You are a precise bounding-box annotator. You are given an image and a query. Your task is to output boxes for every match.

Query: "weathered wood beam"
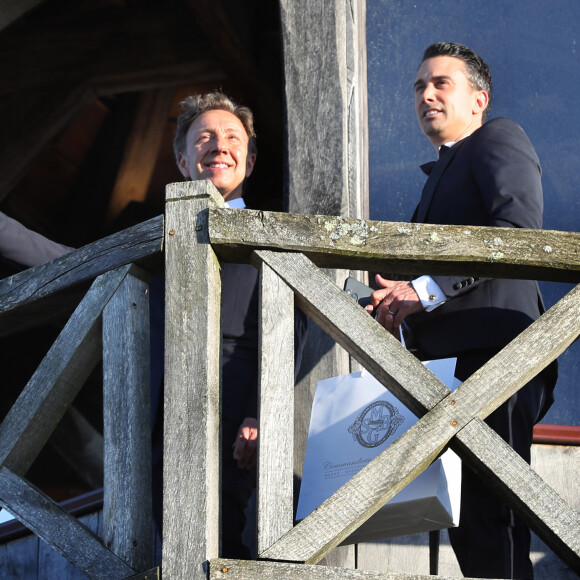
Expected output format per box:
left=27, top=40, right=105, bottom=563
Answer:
left=254, top=251, right=580, bottom=568
left=0, top=265, right=139, bottom=475
left=209, top=557, right=472, bottom=579
left=257, top=263, right=296, bottom=554
left=280, top=0, right=368, bottom=217
left=454, top=418, right=580, bottom=574
left=162, top=182, right=223, bottom=579
left=208, top=208, right=580, bottom=282
left=0, top=0, right=44, bottom=32
left=0, top=215, right=163, bottom=335
left=106, top=88, right=175, bottom=223
left=0, top=466, right=135, bottom=579
left=103, top=267, right=153, bottom=572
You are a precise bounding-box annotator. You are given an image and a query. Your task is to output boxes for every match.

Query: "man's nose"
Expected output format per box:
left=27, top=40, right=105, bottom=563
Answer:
left=212, top=134, right=229, bottom=152
left=422, top=84, right=435, bottom=102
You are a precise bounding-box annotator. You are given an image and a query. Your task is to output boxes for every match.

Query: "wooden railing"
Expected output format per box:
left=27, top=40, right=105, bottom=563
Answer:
left=0, top=179, right=579, bottom=579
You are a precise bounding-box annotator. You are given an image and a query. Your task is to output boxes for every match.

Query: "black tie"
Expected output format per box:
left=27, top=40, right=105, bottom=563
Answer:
left=414, top=145, right=453, bottom=222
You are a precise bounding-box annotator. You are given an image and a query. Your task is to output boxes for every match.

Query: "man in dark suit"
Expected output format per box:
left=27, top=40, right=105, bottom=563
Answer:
left=367, top=43, right=556, bottom=579
left=150, top=92, right=307, bottom=558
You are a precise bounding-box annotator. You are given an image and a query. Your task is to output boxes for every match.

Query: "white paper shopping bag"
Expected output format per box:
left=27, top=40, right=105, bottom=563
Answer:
left=296, top=358, right=461, bottom=543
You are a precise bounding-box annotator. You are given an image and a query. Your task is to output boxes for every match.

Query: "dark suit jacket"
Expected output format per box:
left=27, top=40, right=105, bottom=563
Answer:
left=407, top=118, right=556, bottom=395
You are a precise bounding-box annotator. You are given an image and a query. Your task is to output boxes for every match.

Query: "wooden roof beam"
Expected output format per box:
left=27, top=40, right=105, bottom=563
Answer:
left=0, top=4, right=225, bottom=96
left=0, top=0, right=44, bottom=32
left=0, top=4, right=227, bottom=201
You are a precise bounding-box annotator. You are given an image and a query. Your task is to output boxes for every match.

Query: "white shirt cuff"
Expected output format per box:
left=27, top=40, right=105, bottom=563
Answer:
left=411, top=275, right=446, bottom=312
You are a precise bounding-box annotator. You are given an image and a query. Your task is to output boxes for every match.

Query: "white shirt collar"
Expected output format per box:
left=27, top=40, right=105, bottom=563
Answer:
left=224, top=197, right=246, bottom=209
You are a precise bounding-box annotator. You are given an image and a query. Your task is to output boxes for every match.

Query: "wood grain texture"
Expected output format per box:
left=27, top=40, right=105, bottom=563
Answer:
left=254, top=251, right=579, bottom=567
left=0, top=215, right=162, bottom=335
left=257, top=264, right=295, bottom=554
left=208, top=209, right=580, bottom=282
left=0, top=266, right=138, bottom=475
left=0, top=467, right=135, bottom=579
left=161, top=181, right=224, bottom=579
left=103, top=268, right=153, bottom=572
left=280, top=1, right=368, bottom=568
left=209, top=557, right=476, bottom=579
left=454, top=421, right=580, bottom=574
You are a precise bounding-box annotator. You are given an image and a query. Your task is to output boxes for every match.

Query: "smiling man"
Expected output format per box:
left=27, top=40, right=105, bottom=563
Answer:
left=150, top=92, right=306, bottom=559
left=175, top=102, right=256, bottom=201
left=367, top=43, right=556, bottom=579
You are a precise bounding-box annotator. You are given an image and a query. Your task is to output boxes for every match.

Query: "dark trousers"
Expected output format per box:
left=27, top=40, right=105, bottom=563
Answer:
left=447, top=352, right=549, bottom=580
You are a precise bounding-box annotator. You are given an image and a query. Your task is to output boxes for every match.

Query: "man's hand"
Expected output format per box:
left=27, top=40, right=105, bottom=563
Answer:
left=365, top=274, right=424, bottom=337
left=232, top=417, right=258, bottom=470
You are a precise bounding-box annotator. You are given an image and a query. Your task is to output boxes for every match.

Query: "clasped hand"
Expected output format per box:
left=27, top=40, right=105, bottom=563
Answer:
left=365, top=274, right=424, bottom=337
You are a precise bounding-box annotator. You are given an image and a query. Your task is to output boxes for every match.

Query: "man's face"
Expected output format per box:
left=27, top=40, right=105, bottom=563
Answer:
left=178, top=109, right=256, bottom=201
left=414, top=55, right=488, bottom=147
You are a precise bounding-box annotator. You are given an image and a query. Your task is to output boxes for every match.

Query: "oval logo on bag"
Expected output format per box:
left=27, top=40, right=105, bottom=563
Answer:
left=348, top=401, right=404, bottom=448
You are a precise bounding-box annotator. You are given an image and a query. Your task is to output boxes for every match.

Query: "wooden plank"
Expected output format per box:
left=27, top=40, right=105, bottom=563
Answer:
left=257, top=263, right=295, bottom=554
left=0, top=215, right=163, bottom=334
left=454, top=420, right=580, bottom=574
left=38, top=510, right=101, bottom=579
left=280, top=1, right=367, bottom=217
left=255, top=251, right=579, bottom=563
left=0, top=265, right=139, bottom=475
left=103, top=267, right=153, bottom=572
left=0, top=467, right=135, bottom=579
left=253, top=251, right=449, bottom=417
left=209, top=558, right=474, bottom=579
left=530, top=444, right=580, bottom=579
left=161, top=181, right=224, bottom=579
left=208, top=209, right=580, bottom=282
left=280, top=0, right=367, bottom=563
left=0, top=532, right=39, bottom=579
left=107, top=88, right=175, bottom=223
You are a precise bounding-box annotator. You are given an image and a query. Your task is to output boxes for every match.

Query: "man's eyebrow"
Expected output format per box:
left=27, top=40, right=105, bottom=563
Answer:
left=414, top=74, right=452, bottom=89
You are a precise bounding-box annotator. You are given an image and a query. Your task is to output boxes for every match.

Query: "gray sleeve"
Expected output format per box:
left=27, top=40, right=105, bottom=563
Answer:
left=0, top=211, right=74, bottom=267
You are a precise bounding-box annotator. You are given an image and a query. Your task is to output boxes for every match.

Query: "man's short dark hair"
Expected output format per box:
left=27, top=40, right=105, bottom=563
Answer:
left=173, top=92, right=257, bottom=164
left=422, top=42, right=492, bottom=121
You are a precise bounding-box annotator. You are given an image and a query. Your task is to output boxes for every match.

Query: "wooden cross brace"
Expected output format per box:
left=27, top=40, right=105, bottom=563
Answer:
left=253, top=250, right=580, bottom=572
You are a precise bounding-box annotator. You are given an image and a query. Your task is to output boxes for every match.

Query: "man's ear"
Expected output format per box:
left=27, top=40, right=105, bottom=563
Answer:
left=473, top=90, right=489, bottom=116
left=245, top=153, right=257, bottom=178
left=177, top=152, right=191, bottom=178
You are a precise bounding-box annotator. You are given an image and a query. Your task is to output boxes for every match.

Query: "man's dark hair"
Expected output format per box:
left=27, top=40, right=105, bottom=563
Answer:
left=173, top=91, right=257, bottom=164
left=422, top=42, right=492, bottom=121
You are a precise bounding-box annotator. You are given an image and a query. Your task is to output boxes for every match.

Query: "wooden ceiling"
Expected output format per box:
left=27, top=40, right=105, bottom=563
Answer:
left=0, top=0, right=285, bottom=250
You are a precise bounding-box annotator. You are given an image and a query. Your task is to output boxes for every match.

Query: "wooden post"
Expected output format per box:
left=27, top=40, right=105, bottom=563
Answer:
left=280, top=0, right=368, bottom=568
left=257, top=261, right=296, bottom=554
left=162, top=181, right=224, bottom=579
left=103, top=265, right=153, bottom=572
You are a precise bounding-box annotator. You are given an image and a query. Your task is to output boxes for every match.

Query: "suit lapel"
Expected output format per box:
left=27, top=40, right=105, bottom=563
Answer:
left=414, top=142, right=461, bottom=223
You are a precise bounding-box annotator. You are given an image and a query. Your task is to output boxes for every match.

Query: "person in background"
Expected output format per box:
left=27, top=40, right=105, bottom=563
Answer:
left=150, top=92, right=307, bottom=558
left=367, top=43, right=556, bottom=579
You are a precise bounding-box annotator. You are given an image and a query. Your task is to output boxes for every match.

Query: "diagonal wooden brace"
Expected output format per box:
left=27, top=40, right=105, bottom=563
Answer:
left=254, top=251, right=580, bottom=571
